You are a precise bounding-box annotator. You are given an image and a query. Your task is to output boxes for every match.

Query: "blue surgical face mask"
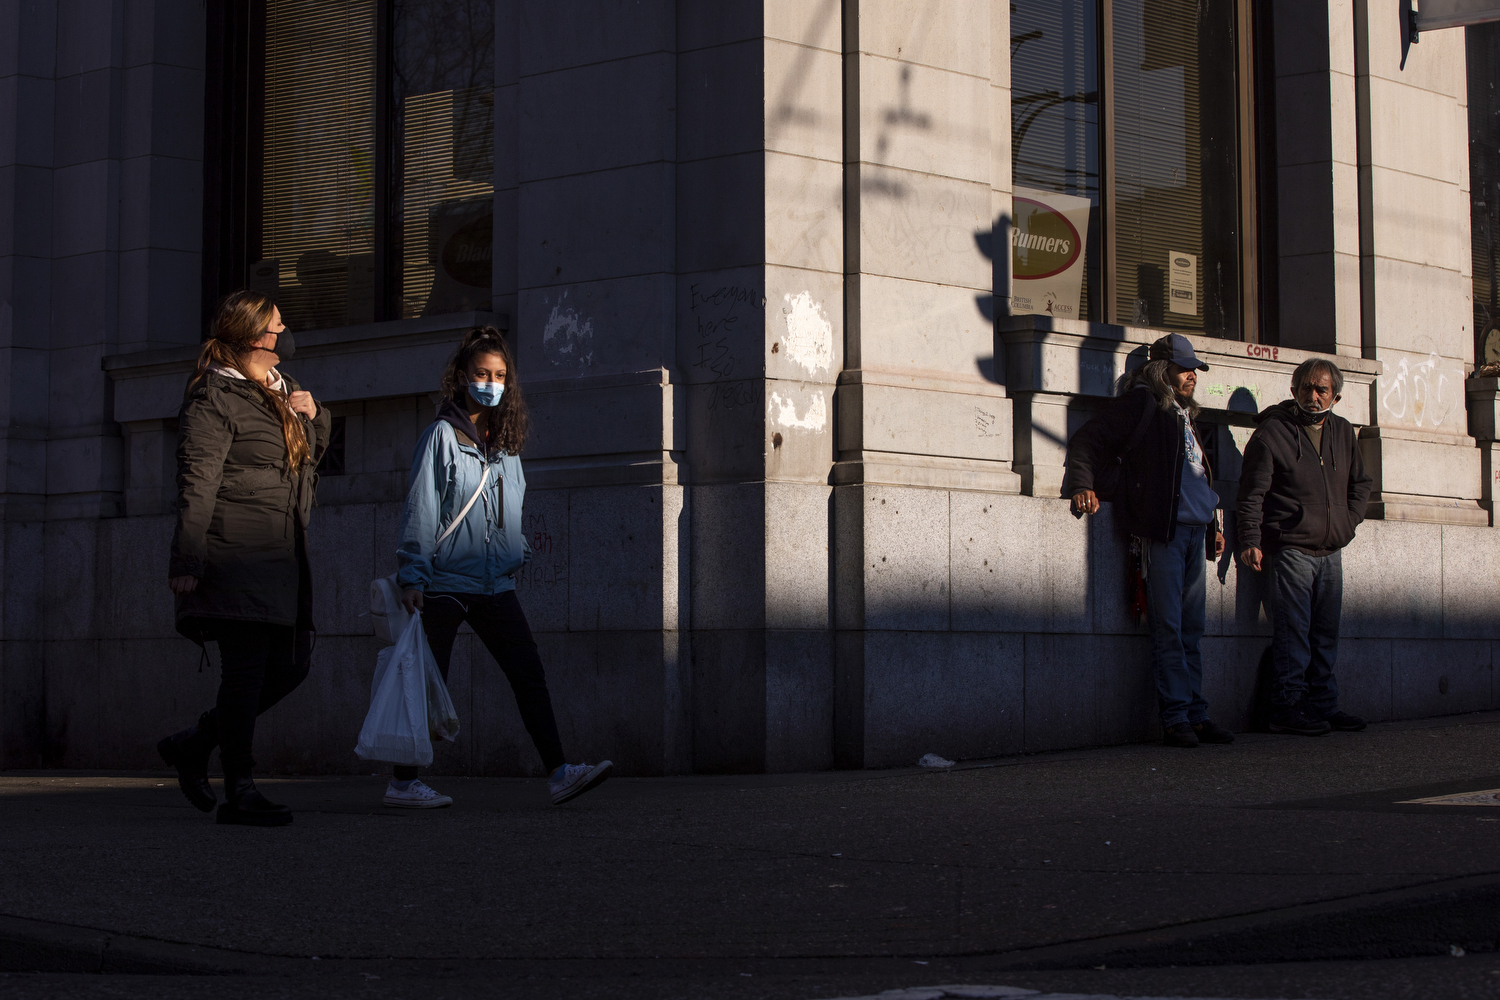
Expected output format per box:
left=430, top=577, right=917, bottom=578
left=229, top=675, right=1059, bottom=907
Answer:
left=467, top=381, right=505, bottom=407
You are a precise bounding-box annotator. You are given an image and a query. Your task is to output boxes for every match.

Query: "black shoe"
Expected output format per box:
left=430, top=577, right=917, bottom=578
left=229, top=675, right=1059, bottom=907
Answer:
left=157, top=715, right=217, bottom=813
left=1191, top=719, right=1236, bottom=744
left=1268, top=706, right=1332, bottom=736
left=1323, top=710, right=1367, bottom=732
left=217, top=773, right=293, bottom=827
left=1163, top=722, right=1199, bottom=748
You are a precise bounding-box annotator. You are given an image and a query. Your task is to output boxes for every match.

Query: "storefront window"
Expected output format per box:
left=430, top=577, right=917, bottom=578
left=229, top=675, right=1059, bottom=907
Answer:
left=1470, top=22, right=1500, bottom=366
left=1011, top=0, right=1102, bottom=322
left=393, top=0, right=495, bottom=319
left=1010, top=0, right=1251, bottom=339
left=205, top=0, right=495, bottom=332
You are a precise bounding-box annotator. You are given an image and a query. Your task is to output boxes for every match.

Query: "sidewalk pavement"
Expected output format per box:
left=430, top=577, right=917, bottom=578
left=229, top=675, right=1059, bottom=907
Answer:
left=6, top=713, right=1500, bottom=1000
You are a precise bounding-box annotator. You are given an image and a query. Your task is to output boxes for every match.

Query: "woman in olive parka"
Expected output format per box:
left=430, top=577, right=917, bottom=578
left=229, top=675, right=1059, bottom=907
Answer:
left=156, top=290, right=331, bottom=826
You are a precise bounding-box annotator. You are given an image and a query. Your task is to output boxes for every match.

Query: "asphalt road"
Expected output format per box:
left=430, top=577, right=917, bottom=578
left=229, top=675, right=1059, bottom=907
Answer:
left=6, top=712, right=1500, bottom=999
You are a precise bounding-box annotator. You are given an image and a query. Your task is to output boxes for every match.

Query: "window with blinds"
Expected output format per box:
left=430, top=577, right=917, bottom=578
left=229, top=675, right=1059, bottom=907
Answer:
left=393, top=0, right=495, bottom=319
left=1011, top=0, right=1103, bottom=322
left=1112, top=0, right=1242, bottom=338
left=207, top=0, right=494, bottom=332
left=257, top=0, right=378, bottom=332
left=1007, top=0, right=1251, bottom=339
left=1470, top=23, right=1500, bottom=364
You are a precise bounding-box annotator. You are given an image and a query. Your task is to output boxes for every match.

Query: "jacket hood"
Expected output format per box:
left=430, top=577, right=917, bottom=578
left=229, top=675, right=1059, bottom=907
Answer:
left=1252, top=399, right=1300, bottom=425
left=436, top=398, right=496, bottom=457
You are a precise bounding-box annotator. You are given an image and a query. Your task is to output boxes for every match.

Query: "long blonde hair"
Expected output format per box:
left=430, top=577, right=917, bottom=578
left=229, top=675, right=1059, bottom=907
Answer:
left=190, top=290, right=311, bottom=470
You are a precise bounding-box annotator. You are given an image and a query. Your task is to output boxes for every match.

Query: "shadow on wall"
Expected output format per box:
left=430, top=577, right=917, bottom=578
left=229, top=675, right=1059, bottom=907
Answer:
left=972, top=212, right=1011, bottom=384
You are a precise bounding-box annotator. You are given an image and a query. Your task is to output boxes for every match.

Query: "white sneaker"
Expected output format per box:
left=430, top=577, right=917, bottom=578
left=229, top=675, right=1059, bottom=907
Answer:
left=549, top=761, right=613, bottom=805
left=382, top=779, right=452, bottom=809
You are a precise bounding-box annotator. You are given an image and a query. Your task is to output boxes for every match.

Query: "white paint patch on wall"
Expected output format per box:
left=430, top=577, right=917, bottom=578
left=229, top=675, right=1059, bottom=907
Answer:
left=1379, top=352, right=1464, bottom=429
left=542, top=291, right=594, bottom=371
left=768, top=390, right=827, bottom=431
left=781, top=292, right=834, bottom=375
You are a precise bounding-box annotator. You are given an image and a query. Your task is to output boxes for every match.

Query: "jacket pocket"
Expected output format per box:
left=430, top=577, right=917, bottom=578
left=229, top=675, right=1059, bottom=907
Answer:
left=1327, top=504, right=1356, bottom=549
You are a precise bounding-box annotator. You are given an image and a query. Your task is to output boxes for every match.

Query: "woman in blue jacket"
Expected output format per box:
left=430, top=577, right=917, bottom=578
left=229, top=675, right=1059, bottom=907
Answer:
left=389, top=326, right=612, bottom=808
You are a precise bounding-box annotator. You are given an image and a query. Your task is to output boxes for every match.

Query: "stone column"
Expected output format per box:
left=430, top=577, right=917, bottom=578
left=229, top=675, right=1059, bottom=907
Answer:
left=0, top=0, right=55, bottom=767
left=834, top=0, right=1020, bottom=769
left=678, top=1, right=843, bottom=774
left=1354, top=2, right=1485, bottom=526
left=498, top=1, right=690, bottom=775
left=1272, top=0, right=1363, bottom=356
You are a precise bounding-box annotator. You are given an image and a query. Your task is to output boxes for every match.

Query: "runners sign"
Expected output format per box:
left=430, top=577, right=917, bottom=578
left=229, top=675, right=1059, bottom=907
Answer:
left=1010, top=186, right=1092, bottom=320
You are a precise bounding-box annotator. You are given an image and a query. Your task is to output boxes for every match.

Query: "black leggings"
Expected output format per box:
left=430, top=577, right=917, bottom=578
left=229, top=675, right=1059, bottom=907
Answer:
left=206, top=621, right=309, bottom=773
left=394, top=590, right=564, bottom=779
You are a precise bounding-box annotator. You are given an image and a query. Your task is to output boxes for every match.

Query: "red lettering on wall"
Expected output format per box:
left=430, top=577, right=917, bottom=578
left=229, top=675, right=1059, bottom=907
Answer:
left=1245, top=344, right=1279, bottom=361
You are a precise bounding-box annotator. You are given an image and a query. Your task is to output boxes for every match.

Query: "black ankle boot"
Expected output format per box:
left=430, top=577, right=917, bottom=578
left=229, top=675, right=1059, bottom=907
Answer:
left=157, top=713, right=217, bottom=813
left=217, top=771, right=293, bottom=827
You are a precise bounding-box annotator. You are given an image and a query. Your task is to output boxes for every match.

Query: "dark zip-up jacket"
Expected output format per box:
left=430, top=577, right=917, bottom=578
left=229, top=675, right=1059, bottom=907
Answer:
left=1064, top=386, right=1215, bottom=545
left=1235, top=400, right=1372, bottom=556
left=170, top=371, right=331, bottom=637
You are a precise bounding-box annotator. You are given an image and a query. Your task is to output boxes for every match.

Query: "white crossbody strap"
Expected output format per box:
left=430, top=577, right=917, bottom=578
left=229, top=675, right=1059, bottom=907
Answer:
left=435, top=463, right=489, bottom=547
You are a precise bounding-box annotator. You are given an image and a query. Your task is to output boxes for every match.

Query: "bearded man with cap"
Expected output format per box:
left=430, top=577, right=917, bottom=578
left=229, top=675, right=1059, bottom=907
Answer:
left=1237, top=358, right=1372, bottom=737
left=1065, top=333, right=1231, bottom=749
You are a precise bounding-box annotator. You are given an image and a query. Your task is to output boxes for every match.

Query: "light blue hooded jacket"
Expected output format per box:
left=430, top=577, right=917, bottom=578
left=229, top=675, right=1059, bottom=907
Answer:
left=396, top=403, right=529, bottom=595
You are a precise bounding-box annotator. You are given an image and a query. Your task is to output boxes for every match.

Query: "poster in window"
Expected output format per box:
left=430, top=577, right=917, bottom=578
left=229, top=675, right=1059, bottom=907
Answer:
left=1010, top=186, right=1093, bottom=320
left=1168, top=251, right=1197, bottom=315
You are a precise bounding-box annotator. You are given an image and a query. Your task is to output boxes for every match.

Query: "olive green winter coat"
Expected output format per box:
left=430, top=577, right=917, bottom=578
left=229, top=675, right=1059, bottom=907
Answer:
left=169, top=371, right=331, bottom=640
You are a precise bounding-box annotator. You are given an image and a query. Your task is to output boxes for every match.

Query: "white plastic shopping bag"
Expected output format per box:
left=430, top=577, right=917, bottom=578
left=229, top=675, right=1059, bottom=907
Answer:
left=424, top=629, right=460, bottom=743
left=354, top=612, right=455, bottom=765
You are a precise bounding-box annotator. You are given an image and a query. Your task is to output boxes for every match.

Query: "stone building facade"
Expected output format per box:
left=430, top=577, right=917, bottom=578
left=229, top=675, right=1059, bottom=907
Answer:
left=2, top=0, right=1499, bottom=775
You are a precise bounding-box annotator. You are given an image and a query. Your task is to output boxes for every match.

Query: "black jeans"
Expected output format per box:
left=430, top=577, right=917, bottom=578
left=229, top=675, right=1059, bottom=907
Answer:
left=394, top=590, right=565, bottom=779
left=206, top=621, right=310, bottom=773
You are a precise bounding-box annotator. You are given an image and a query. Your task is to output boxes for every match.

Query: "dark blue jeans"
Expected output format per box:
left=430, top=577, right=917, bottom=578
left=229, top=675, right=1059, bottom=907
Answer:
left=1147, top=524, right=1209, bottom=728
left=1269, top=547, right=1343, bottom=715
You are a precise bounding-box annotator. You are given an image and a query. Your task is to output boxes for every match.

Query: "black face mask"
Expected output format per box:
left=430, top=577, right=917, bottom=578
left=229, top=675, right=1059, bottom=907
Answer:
left=271, top=330, right=295, bottom=360
left=1292, top=400, right=1328, bottom=425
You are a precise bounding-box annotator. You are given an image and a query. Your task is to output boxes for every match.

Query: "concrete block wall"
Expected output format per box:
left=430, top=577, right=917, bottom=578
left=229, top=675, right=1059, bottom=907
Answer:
left=8, top=0, right=1500, bottom=776
left=1, top=1, right=204, bottom=767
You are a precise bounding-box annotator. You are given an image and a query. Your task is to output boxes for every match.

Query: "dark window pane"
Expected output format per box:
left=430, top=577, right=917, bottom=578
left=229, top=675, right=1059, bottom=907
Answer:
left=1112, top=0, right=1241, bottom=338
left=318, top=415, right=348, bottom=476
left=1470, top=23, right=1500, bottom=364
left=393, top=0, right=495, bottom=319
left=258, top=0, right=378, bottom=332
left=1011, top=0, right=1102, bottom=322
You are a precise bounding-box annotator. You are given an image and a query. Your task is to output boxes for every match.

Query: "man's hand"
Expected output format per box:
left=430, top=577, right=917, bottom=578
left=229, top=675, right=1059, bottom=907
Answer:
left=168, top=575, right=199, bottom=594
left=1071, top=489, right=1099, bottom=516
left=1214, top=532, right=1225, bottom=558
left=401, top=589, right=424, bottom=613
left=1240, top=546, right=1263, bottom=571
left=287, top=390, right=317, bottom=419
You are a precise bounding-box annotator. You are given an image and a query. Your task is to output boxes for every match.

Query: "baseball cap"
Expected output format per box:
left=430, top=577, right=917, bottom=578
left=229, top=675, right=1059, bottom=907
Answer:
left=1148, top=332, right=1209, bottom=371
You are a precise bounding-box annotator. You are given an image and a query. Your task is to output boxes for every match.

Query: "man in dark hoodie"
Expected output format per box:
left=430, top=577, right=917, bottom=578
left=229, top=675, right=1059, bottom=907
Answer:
left=1066, top=333, right=1231, bottom=749
left=1237, top=358, right=1373, bottom=736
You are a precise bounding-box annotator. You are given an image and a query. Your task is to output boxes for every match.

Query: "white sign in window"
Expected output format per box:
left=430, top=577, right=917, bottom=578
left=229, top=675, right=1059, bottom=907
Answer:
left=1168, top=251, right=1198, bottom=315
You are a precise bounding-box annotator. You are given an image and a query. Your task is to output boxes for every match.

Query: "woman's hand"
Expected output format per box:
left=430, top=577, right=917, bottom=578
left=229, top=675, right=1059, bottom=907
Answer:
left=401, top=589, right=424, bottom=613
left=287, top=390, right=317, bottom=419
left=168, top=575, right=200, bottom=594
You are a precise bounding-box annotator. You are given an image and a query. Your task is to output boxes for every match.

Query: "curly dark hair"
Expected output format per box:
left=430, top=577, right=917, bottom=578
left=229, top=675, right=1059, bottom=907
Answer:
left=439, top=326, right=529, bottom=455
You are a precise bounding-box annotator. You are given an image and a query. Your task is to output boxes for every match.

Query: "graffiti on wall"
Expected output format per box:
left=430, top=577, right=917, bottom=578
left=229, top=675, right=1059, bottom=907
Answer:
left=1379, top=352, right=1464, bottom=429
